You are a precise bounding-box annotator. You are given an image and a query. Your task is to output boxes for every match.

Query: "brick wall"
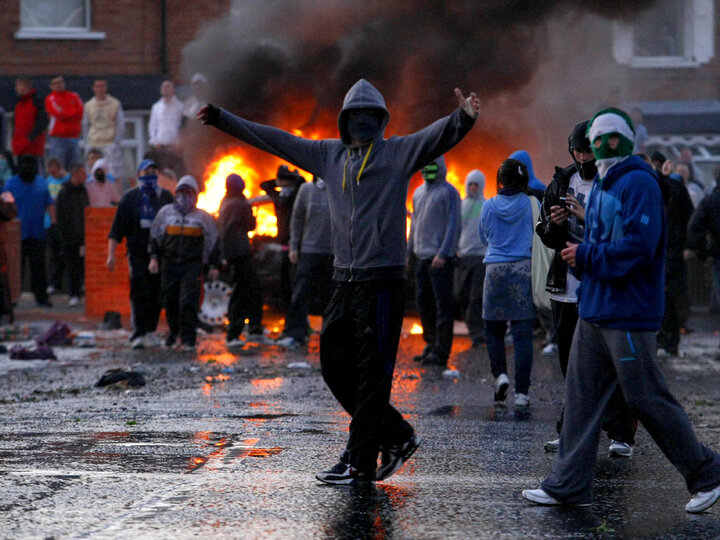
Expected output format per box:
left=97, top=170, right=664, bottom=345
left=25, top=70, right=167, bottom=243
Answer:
left=84, top=207, right=130, bottom=317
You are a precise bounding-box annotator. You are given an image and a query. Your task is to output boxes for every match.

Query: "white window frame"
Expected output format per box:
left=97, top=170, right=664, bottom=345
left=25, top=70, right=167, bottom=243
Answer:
left=15, top=0, right=105, bottom=40
left=612, top=0, right=714, bottom=68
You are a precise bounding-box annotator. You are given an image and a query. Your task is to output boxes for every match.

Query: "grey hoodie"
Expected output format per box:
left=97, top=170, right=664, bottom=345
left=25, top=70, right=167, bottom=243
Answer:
left=408, top=157, right=461, bottom=260
left=215, top=78, right=475, bottom=281
left=458, top=169, right=487, bottom=257
left=289, top=181, right=332, bottom=255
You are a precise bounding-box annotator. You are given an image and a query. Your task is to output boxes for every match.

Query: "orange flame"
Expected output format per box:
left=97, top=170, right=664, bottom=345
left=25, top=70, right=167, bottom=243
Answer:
left=409, top=323, right=423, bottom=335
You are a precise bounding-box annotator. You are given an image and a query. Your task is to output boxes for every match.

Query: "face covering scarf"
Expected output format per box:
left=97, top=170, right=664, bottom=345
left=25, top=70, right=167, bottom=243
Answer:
left=139, top=173, right=159, bottom=228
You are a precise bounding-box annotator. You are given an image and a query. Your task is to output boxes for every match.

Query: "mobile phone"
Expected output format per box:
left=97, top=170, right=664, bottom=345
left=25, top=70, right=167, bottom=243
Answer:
left=558, top=196, right=567, bottom=208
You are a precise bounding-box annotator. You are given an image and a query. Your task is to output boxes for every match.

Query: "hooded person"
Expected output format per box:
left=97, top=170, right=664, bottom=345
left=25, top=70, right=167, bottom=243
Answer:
left=454, top=169, right=488, bottom=347
left=149, top=175, right=220, bottom=351
left=535, top=119, right=637, bottom=456
left=86, top=158, right=120, bottom=208
left=479, top=158, right=538, bottom=409
left=260, top=164, right=306, bottom=311
left=2, top=154, right=53, bottom=307
left=524, top=107, right=720, bottom=514
left=218, top=173, right=268, bottom=346
left=198, top=78, right=480, bottom=484
left=408, top=156, right=461, bottom=367
left=107, top=158, right=174, bottom=349
left=510, top=150, right=546, bottom=199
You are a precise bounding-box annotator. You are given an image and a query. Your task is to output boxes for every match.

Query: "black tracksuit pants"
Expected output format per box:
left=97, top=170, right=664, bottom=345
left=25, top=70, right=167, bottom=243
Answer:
left=161, top=260, right=203, bottom=346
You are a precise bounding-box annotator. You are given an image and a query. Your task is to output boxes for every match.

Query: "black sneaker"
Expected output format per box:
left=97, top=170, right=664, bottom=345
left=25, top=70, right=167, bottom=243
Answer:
left=316, top=461, right=371, bottom=485
left=421, top=352, right=446, bottom=366
left=376, top=434, right=421, bottom=481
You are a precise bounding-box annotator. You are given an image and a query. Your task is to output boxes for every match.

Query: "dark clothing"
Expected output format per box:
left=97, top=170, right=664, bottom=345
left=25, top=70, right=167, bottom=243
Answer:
left=161, top=260, right=203, bottom=346
left=0, top=199, right=18, bottom=321
left=453, top=255, right=485, bottom=345
left=108, top=187, right=174, bottom=258
left=226, top=255, right=265, bottom=339
left=260, top=179, right=303, bottom=246
left=687, top=184, right=720, bottom=260
left=320, top=279, right=414, bottom=475
left=128, top=254, right=162, bottom=339
left=218, top=195, right=255, bottom=260
left=664, top=177, right=694, bottom=259
left=46, top=225, right=65, bottom=291
left=56, top=182, right=89, bottom=246
left=283, top=253, right=334, bottom=342
left=485, top=319, right=533, bottom=395
left=22, top=238, right=48, bottom=304
left=64, top=241, right=84, bottom=297
left=414, top=258, right=455, bottom=362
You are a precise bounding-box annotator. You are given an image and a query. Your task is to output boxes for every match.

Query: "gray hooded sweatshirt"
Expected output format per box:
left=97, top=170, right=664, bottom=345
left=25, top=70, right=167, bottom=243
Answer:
left=289, top=180, right=332, bottom=255
left=215, top=78, right=475, bottom=281
left=458, top=169, right=487, bottom=257
left=408, top=156, right=461, bottom=260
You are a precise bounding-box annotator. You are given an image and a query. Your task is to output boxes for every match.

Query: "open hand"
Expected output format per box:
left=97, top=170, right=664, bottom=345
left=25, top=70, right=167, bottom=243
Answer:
left=455, top=88, right=480, bottom=119
left=196, top=104, right=210, bottom=124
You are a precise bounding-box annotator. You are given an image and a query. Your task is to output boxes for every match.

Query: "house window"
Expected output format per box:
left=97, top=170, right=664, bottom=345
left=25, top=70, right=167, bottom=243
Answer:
left=15, top=0, right=105, bottom=40
left=612, top=0, right=714, bottom=68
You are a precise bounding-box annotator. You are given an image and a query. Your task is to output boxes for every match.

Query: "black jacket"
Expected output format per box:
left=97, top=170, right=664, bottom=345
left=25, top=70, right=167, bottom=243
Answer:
left=687, top=185, right=720, bottom=260
left=56, top=182, right=89, bottom=245
left=664, top=176, right=694, bottom=260
left=535, top=164, right=574, bottom=295
left=260, top=179, right=304, bottom=245
left=218, top=194, right=256, bottom=260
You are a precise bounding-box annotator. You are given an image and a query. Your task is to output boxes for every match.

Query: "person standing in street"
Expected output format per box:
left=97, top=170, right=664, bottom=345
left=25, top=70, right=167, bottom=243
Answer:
left=408, top=156, right=461, bottom=367
left=197, top=78, right=480, bottom=484
left=523, top=108, right=720, bottom=513
left=83, top=78, right=125, bottom=186
left=56, top=164, right=89, bottom=307
left=45, top=76, right=84, bottom=171
left=12, top=78, right=47, bottom=173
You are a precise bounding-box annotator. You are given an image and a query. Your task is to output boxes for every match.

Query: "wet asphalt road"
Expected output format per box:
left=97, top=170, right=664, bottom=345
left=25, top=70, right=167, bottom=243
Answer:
left=1, top=303, right=720, bottom=539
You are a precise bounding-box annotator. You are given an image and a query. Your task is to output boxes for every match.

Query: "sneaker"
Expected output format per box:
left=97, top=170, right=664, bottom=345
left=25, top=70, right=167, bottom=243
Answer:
left=246, top=333, right=273, bottom=345
left=275, top=336, right=300, bottom=350
left=316, top=462, right=371, bottom=485
left=544, top=438, right=560, bottom=453
left=515, top=393, right=530, bottom=408
left=686, top=485, right=720, bottom=513
left=494, top=373, right=510, bottom=403
left=522, top=488, right=590, bottom=507
left=413, top=345, right=432, bottom=363
left=421, top=352, right=446, bottom=366
left=46, top=285, right=56, bottom=295
left=143, top=333, right=162, bottom=348
left=130, top=336, right=145, bottom=350
left=164, top=335, right=178, bottom=349
left=180, top=343, right=196, bottom=352
left=376, top=434, right=421, bottom=481
left=226, top=338, right=246, bottom=349
left=68, top=296, right=80, bottom=306
left=542, top=343, right=558, bottom=356
left=608, top=440, right=633, bottom=457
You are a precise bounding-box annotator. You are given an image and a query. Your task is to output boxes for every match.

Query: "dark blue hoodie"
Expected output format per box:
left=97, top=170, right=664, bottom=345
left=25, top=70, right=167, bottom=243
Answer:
left=574, top=155, right=666, bottom=331
left=215, top=79, right=475, bottom=281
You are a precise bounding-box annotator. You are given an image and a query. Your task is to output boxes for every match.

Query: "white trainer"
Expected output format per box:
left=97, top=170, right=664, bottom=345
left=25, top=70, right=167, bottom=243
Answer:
left=522, top=488, right=590, bottom=507
left=608, top=440, right=633, bottom=457
left=686, top=486, right=720, bottom=513
left=494, top=373, right=510, bottom=402
left=515, top=393, right=530, bottom=408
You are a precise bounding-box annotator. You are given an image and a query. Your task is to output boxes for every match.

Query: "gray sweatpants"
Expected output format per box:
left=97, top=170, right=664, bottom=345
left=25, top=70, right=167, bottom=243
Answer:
left=541, top=319, right=720, bottom=504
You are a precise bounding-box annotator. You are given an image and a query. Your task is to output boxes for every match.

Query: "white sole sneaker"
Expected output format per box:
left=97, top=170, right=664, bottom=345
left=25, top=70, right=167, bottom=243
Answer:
left=544, top=438, right=560, bottom=452
left=608, top=440, right=633, bottom=457
left=494, top=373, right=510, bottom=402
left=522, top=488, right=591, bottom=507
left=686, top=486, right=720, bottom=513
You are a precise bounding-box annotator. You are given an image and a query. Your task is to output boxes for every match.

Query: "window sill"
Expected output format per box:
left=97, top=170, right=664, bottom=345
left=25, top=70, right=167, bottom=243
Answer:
left=14, top=29, right=106, bottom=40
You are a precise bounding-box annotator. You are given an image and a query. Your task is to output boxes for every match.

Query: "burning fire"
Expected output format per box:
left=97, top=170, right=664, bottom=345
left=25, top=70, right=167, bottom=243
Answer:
left=410, top=323, right=423, bottom=335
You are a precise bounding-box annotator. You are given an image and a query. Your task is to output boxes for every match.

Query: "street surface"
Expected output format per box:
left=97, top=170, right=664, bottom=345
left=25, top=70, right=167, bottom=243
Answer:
left=1, top=294, right=720, bottom=539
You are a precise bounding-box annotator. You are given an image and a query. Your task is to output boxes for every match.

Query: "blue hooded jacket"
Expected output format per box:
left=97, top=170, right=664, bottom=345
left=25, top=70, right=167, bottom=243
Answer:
left=574, top=155, right=666, bottom=331
left=479, top=189, right=535, bottom=263
left=215, top=79, right=475, bottom=281
left=510, top=150, right=546, bottom=194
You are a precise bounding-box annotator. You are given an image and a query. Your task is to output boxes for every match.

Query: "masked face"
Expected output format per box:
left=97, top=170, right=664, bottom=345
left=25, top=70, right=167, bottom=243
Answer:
left=347, top=109, right=381, bottom=144
left=138, top=170, right=158, bottom=191
left=94, top=169, right=106, bottom=183
left=591, top=133, right=633, bottom=161
left=571, top=148, right=597, bottom=181
left=421, top=162, right=439, bottom=183
left=174, top=189, right=197, bottom=215
left=17, top=156, right=37, bottom=182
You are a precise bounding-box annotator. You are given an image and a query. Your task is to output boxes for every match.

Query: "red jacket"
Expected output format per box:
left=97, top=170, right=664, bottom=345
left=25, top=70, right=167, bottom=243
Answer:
left=45, top=90, right=84, bottom=138
left=12, top=89, right=47, bottom=157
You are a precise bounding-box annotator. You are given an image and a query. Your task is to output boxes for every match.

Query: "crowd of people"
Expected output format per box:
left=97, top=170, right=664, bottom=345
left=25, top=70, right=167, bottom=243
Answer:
left=1, top=73, right=720, bottom=511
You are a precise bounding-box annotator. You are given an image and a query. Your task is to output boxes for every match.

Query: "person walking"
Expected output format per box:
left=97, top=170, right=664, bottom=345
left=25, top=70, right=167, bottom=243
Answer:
left=479, top=158, right=537, bottom=409
left=523, top=108, right=720, bottom=513
left=408, top=156, right=461, bottom=367
left=197, top=78, right=480, bottom=484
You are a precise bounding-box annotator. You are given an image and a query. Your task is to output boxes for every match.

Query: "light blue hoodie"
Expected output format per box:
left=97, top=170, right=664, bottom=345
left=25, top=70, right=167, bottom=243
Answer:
left=479, top=188, right=535, bottom=263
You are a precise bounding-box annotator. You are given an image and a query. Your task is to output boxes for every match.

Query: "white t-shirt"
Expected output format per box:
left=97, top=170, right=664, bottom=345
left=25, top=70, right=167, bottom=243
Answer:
left=148, top=96, right=184, bottom=146
left=549, top=171, right=594, bottom=304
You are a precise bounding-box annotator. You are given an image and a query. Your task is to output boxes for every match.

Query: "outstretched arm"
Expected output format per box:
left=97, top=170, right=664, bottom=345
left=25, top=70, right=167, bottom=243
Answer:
left=197, top=104, right=326, bottom=178
left=454, top=88, right=481, bottom=119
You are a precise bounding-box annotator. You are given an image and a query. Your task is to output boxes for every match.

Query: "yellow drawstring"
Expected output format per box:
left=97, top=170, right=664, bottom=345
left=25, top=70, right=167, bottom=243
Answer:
left=342, top=143, right=373, bottom=192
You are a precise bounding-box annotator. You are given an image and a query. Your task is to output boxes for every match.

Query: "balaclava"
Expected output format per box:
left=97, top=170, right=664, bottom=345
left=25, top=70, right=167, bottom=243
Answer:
left=17, top=155, right=37, bottom=183
left=568, top=120, right=597, bottom=181
left=92, top=158, right=108, bottom=183
left=225, top=173, right=245, bottom=198
left=347, top=110, right=381, bottom=145
left=174, top=175, right=199, bottom=215
left=421, top=162, right=440, bottom=183
left=587, top=108, right=635, bottom=180
left=137, top=158, right=159, bottom=228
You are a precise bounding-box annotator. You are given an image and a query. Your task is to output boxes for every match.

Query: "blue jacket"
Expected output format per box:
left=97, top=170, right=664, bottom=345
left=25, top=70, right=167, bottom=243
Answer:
left=575, top=155, right=665, bottom=331
left=510, top=150, right=546, bottom=195
left=479, top=189, right=535, bottom=263
left=408, top=157, right=461, bottom=260
left=3, top=174, right=52, bottom=240
left=214, top=79, right=475, bottom=281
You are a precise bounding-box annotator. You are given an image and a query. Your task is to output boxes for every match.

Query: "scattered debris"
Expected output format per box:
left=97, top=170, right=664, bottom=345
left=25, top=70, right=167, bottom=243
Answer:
left=95, top=368, right=146, bottom=388
left=36, top=320, right=73, bottom=346
left=9, top=344, right=56, bottom=360
left=442, top=369, right=460, bottom=379
left=288, top=361, right=311, bottom=369
left=75, top=331, right=96, bottom=347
